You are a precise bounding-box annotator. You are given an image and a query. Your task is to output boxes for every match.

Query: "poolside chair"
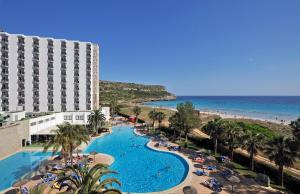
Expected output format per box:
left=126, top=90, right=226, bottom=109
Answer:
left=20, top=187, right=29, bottom=194
left=221, top=169, right=234, bottom=179
left=207, top=165, right=217, bottom=170
left=195, top=169, right=208, bottom=176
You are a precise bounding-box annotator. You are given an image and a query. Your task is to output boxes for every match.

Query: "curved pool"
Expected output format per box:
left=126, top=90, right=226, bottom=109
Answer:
left=84, top=126, right=189, bottom=193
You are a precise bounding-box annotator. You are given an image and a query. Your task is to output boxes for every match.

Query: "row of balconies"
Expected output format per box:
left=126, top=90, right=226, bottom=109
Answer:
left=1, top=35, right=8, bottom=42
left=2, top=75, right=8, bottom=82
left=18, top=76, right=25, bottom=82
left=1, top=45, right=8, bottom=51
left=18, top=99, right=25, bottom=105
left=48, top=48, right=54, bottom=54
left=1, top=52, right=8, bottom=59
left=18, top=60, right=25, bottom=67
left=33, top=38, right=39, bottom=45
left=33, top=106, right=39, bottom=112
left=61, top=62, right=66, bottom=69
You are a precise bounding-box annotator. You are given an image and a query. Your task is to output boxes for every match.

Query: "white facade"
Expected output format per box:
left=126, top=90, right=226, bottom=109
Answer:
left=29, top=108, right=110, bottom=142
left=2, top=111, right=26, bottom=122
left=0, top=32, right=99, bottom=112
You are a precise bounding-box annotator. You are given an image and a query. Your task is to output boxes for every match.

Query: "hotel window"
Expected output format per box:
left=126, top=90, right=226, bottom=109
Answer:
left=51, top=117, right=55, bottom=120
left=38, top=120, right=43, bottom=124
left=64, top=115, right=72, bottom=120
left=30, top=122, right=36, bottom=126
left=75, top=115, right=84, bottom=120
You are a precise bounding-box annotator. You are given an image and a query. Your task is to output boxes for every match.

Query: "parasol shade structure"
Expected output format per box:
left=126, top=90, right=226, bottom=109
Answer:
left=90, top=151, right=98, bottom=161
left=183, top=186, right=197, bottom=194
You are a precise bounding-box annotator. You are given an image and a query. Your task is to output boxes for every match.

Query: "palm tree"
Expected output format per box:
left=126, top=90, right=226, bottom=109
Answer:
left=133, top=106, right=142, bottom=124
left=57, top=163, right=121, bottom=194
left=44, top=123, right=89, bottom=166
left=264, top=136, right=299, bottom=186
left=88, top=108, right=106, bottom=135
left=242, top=130, right=265, bottom=171
left=169, top=113, right=180, bottom=139
left=156, top=112, right=166, bottom=129
left=148, top=110, right=157, bottom=128
left=290, top=117, right=300, bottom=144
left=110, top=98, right=121, bottom=116
left=221, top=121, right=243, bottom=160
left=44, top=123, right=70, bottom=166
left=203, top=117, right=223, bottom=156
left=67, top=125, right=90, bottom=165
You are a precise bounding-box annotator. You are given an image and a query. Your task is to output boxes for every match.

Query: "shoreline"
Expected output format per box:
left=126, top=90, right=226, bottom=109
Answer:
left=142, top=104, right=291, bottom=125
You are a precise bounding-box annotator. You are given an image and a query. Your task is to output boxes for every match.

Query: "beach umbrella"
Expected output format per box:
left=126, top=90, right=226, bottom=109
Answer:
left=227, top=175, right=240, bottom=193
left=90, top=151, right=98, bottom=161
left=183, top=186, right=197, bottom=194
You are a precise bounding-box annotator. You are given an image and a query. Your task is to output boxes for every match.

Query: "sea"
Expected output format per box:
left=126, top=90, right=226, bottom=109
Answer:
left=144, top=96, right=300, bottom=123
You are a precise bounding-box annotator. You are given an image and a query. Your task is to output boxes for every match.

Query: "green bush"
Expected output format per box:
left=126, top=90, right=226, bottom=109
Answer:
left=236, top=122, right=277, bottom=139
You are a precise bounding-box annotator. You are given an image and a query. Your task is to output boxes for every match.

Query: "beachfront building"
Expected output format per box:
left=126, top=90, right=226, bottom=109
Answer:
left=0, top=31, right=99, bottom=112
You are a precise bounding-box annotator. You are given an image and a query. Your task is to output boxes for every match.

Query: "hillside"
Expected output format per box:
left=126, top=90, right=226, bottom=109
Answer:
left=99, top=80, right=176, bottom=104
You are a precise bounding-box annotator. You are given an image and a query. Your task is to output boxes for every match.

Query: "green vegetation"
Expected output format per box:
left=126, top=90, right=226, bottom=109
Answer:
left=43, top=123, right=90, bottom=166
left=132, top=106, right=142, bottom=123
left=203, top=117, right=223, bottom=156
left=242, top=130, right=265, bottom=171
left=88, top=109, right=106, bottom=135
left=120, top=105, right=174, bottom=124
left=264, top=136, right=299, bottom=187
left=236, top=121, right=277, bottom=140
left=99, top=80, right=175, bottom=104
left=168, top=102, right=201, bottom=143
left=56, top=163, right=121, bottom=194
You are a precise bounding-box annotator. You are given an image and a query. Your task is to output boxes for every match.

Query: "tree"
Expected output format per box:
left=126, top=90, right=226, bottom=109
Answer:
left=242, top=130, right=265, bottom=171
left=221, top=121, right=243, bottom=160
left=57, top=163, right=121, bottom=194
left=44, top=123, right=71, bottom=166
left=133, top=106, right=142, bottom=123
left=110, top=98, right=120, bottom=115
left=290, top=117, right=300, bottom=147
left=169, top=102, right=201, bottom=143
left=44, top=123, right=90, bottom=166
left=148, top=110, right=158, bottom=128
left=156, top=112, right=166, bottom=128
left=203, top=117, right=224, bottom=156
left=169, top=113, right=181, bottom=138
left=264, top=136, right=299, bottom=186
left=88, top=108, right=106, bottom=135
left=0, top=113, right=4, bottom=127
left=67, top=125, right=90, bottom=165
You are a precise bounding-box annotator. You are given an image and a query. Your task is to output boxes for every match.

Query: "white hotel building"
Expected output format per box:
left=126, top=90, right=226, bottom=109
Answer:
left=0, top=31, right=99, bottom=112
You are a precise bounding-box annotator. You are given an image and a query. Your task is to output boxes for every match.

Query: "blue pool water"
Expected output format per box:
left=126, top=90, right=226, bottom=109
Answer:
left=84, top=126, right=189, bottom=193
left=144, top=96, right=300, bottom=122
left=0, top=151, right=52, bottom=191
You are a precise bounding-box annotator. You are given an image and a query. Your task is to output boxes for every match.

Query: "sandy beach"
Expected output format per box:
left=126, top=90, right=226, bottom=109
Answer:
left=142, top=104, right=291, bottom=125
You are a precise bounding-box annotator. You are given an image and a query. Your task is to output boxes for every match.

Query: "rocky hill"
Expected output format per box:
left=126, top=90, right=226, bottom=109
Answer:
left=99, top=80, right=176, bottom=104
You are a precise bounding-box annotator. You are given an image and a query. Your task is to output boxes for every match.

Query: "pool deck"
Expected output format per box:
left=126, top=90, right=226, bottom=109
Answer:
left=1, top=124, right=283, bottom=194
left=134, top=128, right=282, bottom=194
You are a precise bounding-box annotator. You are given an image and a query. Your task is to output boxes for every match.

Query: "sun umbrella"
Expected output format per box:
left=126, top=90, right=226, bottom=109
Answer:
left=227, top=175, right=240, bottom=193
left=90, top=151, right=98, bottom=161
left=183, top=186, right=198, bottom=194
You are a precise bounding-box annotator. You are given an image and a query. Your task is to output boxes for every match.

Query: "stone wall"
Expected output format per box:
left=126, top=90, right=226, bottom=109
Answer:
left=0, top=120, right=29, bottom=159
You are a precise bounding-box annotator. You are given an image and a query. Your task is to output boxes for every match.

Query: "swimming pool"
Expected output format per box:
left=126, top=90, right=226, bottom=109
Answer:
left=0, top=151, right=52, bottom=191
left=85, top=126, right=189, bottom=193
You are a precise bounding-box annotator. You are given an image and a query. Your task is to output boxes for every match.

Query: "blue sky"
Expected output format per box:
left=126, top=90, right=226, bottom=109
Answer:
left=1, top=0, right=300, bottom=95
